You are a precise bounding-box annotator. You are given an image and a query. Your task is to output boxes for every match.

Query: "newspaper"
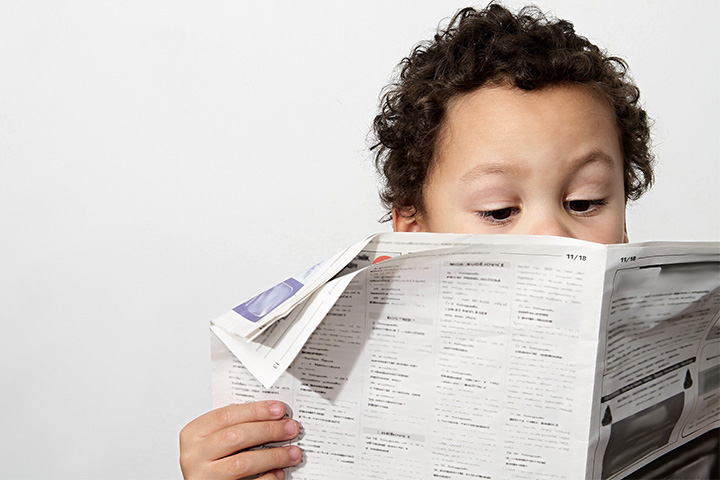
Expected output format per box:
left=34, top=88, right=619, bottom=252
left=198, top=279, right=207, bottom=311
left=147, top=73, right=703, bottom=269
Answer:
left=210, top=233, right=720, bottom=480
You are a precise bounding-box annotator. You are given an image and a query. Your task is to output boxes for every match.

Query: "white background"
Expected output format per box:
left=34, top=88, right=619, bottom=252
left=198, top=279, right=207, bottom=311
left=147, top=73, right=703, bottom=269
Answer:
left=1, top=1, right=717, bottom=478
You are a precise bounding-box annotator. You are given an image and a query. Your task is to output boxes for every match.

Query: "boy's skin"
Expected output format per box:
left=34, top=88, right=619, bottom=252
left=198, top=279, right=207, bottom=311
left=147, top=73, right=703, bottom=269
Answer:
left=179, top=81, right=628, bottom=480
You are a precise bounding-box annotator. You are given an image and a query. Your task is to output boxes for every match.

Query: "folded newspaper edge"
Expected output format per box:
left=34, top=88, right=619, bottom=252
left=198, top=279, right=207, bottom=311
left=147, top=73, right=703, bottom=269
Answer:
left=212, top=233, right=379, bottom=340
left=211, top=271, right=360, bottom=388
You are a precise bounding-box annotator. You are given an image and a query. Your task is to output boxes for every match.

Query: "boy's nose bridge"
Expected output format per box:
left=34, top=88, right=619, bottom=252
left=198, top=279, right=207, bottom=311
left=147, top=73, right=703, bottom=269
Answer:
left=523, top=210, right=575, bottom=238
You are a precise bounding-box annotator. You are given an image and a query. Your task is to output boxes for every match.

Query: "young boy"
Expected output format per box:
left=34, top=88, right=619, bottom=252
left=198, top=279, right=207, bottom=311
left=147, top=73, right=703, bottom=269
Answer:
left=179, top=4, right=716, bottom=479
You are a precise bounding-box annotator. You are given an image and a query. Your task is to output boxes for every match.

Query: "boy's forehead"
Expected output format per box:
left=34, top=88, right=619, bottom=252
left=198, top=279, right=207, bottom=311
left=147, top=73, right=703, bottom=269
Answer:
left=433, top=83, right=622, bottom=174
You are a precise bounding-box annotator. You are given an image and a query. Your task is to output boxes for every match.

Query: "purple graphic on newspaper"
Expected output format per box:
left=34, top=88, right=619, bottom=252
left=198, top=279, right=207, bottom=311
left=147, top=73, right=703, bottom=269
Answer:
left=233, top=277, right=304, bottom=323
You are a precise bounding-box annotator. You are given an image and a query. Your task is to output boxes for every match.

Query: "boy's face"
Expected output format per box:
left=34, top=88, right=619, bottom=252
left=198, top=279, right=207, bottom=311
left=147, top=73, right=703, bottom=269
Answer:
left=393, top=84, right=628, bottom=244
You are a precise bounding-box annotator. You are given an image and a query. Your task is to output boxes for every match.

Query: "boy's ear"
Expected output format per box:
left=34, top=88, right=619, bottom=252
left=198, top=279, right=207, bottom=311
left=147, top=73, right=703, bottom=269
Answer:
left=392, top=207, right=424, bottom=232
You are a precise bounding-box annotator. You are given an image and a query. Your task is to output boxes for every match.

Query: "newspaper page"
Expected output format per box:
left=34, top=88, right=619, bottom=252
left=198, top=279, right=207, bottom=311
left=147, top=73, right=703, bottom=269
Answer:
left=587, top=243, right=720, bottom=479
left=212, top=235, right=614, bottom=479
left=211, top=235, right=719, bottom=479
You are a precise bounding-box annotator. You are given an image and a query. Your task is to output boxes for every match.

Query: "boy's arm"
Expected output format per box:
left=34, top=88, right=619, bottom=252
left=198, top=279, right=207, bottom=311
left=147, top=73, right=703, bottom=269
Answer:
left=180, top=401, right=302, bottom=480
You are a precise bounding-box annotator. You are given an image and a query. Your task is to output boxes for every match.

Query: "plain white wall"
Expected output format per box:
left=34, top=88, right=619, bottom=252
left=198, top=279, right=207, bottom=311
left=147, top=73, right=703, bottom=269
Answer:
left=1, top=1, right=717, bottom=478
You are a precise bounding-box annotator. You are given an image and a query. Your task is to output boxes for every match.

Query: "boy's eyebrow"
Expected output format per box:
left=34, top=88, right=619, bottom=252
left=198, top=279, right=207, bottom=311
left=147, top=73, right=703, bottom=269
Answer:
left=570, top=150, right=618, bottom=172
left=458, top=162, right=522, bottom=183
left=458, top=150, right=617, bottom=184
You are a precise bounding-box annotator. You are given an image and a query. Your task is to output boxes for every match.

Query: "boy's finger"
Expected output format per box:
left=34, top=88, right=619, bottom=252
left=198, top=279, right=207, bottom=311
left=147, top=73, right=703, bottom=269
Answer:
left=185, top=401, right=287, bottom=438
left=211, top=446, right=302, bottom=480
left=204, top=419, right=300, bottom=461
left=255, top=470, right=286, bottom=480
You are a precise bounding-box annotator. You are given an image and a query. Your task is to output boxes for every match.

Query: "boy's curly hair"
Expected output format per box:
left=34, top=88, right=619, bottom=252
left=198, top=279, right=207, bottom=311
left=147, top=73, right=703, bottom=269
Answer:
left=372, top=3, right=653, bottom=221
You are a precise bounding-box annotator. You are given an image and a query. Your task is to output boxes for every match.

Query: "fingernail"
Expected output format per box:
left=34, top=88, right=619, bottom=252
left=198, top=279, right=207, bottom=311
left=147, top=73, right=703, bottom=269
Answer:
left=288, top=446, right=302, bottom=462
left=274, top=469, right=286, bottom=480
left=269, top=402, right=284, bottom=416
left=285, top=419, right=298, bottom=436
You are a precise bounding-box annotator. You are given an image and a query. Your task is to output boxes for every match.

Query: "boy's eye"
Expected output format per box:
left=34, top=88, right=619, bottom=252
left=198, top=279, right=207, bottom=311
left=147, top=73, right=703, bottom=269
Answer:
left=489, top=207, right=513, bottom=219
left=568, top=200, right=591, bottom=212
left=564, top=199, right=607, bottom=214
left=476, top=207, right=519, bottom=224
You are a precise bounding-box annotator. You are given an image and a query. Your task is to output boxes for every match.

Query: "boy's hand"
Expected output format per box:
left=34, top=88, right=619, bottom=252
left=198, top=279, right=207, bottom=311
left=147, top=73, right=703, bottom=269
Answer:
left=180, top=401, right=302, bottom=480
